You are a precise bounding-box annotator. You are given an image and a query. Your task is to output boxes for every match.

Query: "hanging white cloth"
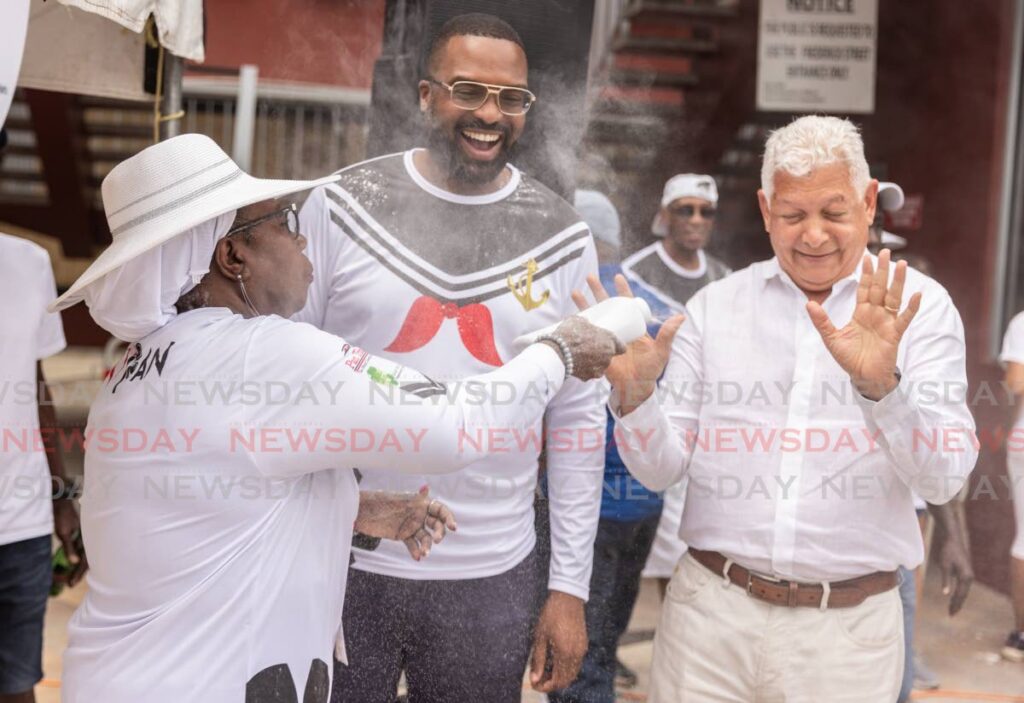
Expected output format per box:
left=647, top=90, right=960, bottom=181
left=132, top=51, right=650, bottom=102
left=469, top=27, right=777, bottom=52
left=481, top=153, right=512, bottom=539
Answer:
left=57, top=0, right=205, bottom=61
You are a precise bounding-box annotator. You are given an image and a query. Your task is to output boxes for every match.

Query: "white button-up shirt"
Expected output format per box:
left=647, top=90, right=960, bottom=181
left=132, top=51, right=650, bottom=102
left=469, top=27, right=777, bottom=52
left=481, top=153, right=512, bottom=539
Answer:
left=613, top=254, right=977, bottom=582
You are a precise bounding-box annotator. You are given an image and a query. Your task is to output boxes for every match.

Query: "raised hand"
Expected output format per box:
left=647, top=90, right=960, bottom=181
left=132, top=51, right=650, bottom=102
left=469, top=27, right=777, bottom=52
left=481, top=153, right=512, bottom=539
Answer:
left=571, top=273, right=685, bottom=414
left=806, top=249, right=922, bottom=400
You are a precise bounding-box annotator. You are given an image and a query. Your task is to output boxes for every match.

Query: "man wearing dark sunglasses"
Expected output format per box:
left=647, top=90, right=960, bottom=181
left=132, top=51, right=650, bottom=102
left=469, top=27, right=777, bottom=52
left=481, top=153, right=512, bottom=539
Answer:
left=294, top=12, right=605, bottom=703
left=622, top=173, right=731, bottom=313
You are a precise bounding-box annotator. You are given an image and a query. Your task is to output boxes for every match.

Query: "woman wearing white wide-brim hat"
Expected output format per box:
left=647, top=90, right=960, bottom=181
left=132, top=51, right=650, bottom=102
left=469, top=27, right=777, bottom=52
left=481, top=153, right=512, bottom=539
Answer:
left=53, top=134, right=620, bottom=703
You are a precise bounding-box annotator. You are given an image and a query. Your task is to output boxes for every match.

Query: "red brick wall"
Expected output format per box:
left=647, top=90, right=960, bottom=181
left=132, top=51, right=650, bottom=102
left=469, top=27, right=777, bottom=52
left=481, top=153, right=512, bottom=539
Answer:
left=201, top=0, right=386, bottom=88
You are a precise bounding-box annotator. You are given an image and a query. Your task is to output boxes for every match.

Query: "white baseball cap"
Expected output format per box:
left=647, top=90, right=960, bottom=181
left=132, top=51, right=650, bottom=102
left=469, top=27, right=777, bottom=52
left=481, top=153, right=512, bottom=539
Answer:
left=652, top=173, right=718, bottom=236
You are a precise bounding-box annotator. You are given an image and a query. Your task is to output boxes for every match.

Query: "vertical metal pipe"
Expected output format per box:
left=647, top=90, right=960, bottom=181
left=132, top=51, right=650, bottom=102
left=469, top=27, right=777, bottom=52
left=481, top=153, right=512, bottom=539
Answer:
left=232, top=64, right=260, bottom=172
left=160, top=54, right=184, bottom=140
left=292, top=105, right=306, bottom=179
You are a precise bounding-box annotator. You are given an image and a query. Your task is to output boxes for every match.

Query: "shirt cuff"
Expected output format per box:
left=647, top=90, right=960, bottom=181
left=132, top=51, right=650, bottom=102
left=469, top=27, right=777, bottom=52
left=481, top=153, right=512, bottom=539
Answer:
left=547, top=576, right=589, bottom=602
left=852, top=379, right=916, bottom=431
left=609, top=389, right=663, bottom=430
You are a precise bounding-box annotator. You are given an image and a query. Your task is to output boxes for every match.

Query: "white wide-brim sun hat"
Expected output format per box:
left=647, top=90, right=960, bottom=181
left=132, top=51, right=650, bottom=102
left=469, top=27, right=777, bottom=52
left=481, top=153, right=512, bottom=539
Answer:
left=50, top=133, right=339, bottom=312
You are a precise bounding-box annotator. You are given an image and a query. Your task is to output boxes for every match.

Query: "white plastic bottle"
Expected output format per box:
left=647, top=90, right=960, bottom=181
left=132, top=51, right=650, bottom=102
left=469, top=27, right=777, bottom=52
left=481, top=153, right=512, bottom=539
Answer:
left=515, top=296, right=654, bottom=348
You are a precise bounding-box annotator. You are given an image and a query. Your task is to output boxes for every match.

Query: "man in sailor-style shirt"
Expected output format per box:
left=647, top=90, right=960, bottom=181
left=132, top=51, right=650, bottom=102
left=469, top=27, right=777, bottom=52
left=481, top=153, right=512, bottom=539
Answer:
left=296, top=13, right=606, bottom=703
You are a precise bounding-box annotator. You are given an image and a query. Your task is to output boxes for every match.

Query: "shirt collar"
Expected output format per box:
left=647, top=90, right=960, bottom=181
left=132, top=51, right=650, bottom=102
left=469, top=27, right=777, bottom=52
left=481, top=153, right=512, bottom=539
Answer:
left=759, top=249, right=869, bottom=297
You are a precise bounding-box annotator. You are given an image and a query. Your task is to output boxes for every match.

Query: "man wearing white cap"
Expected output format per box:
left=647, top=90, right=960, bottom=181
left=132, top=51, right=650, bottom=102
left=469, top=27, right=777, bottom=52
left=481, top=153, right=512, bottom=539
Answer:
left=622, top=173, right=731, bottom=312
left=51, top=134, right=621, bottom=703
left=583, top=115, right=976, bottom=701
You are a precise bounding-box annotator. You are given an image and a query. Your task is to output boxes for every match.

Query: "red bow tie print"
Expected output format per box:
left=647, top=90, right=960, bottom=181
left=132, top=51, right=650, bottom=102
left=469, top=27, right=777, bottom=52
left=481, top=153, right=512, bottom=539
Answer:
left=385, top=296, right=503, bottom=366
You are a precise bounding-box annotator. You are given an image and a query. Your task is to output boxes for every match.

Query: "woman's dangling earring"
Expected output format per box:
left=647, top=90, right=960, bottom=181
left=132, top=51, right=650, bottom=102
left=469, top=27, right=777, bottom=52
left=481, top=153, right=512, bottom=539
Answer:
left=237, top=272, right=261, bottom=317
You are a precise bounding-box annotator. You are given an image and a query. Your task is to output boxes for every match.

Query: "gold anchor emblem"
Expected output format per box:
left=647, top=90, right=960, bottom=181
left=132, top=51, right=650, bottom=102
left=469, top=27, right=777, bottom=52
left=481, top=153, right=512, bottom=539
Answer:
left=507, top=259, right=550, bottom=312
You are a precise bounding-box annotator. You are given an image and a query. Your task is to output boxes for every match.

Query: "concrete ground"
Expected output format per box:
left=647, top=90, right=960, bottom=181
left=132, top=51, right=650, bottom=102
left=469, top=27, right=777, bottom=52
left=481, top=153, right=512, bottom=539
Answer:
left=38, top=566, right=1024, bottom=702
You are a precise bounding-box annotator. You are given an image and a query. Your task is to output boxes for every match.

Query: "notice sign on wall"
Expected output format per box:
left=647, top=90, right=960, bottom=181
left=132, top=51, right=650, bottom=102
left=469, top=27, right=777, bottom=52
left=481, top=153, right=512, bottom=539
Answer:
left=0, top=0, right=31, bottom=129
left=757, top=0, right=878, bottom=114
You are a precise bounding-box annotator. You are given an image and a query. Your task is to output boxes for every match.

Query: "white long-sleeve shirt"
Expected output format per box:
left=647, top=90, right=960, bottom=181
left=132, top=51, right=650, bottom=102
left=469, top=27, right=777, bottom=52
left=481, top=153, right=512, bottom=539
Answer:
left=613, top=255, right=977, bottom=582
left=63, top=309, right=567, bottom=703
left=295, top=150, right=606, bottom=600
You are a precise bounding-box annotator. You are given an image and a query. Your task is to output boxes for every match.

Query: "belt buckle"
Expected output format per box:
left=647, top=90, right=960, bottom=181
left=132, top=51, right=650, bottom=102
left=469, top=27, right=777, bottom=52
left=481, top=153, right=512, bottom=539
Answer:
left=745, top=571, right=783, bottom=604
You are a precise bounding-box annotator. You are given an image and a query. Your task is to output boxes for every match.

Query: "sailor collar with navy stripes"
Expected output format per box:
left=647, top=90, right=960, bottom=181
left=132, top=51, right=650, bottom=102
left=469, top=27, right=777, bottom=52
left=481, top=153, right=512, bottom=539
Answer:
left=321, top=150, right=591, bottom=307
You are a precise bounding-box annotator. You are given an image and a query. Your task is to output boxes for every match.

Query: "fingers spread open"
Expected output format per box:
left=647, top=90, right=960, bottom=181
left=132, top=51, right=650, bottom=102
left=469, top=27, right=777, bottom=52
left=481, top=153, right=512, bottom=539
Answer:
left=857, top=254, right=873, bottom=305
left=869, top=248, right=890, bottom=306
left=806, top=301, right=837, bottom=340
left=613, top=273, right=635, bottom=298
left=894, top=292, right=922, bottom=336
left=885, top=259, right=908, bottom=312
left=570, top=290, right=590, bottom=312
left=586, top=274, right=608, bottom=303
left=655, top=314, right=686, bottom=356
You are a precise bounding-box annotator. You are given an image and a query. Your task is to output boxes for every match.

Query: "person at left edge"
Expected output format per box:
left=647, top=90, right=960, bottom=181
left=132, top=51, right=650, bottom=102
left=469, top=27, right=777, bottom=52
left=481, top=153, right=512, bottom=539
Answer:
left=52, top=134, right=623, bottom=703
left=0, top=126, right=84, bottom=703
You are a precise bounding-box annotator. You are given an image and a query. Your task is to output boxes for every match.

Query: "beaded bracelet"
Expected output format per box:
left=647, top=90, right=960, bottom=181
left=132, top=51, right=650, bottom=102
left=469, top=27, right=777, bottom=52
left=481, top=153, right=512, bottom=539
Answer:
left=536, top=334, right=575, bottom=379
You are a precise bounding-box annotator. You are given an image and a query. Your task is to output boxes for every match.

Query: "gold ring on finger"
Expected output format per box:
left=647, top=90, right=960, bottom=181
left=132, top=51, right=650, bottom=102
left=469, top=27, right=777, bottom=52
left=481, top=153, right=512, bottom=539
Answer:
left=884, top=304, right=899, bottom=314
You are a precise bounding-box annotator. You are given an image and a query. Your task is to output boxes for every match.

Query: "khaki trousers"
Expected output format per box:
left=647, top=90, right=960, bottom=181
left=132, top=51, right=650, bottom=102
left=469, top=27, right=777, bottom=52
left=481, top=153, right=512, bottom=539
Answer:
left=649, top=553, right=904, bottom=702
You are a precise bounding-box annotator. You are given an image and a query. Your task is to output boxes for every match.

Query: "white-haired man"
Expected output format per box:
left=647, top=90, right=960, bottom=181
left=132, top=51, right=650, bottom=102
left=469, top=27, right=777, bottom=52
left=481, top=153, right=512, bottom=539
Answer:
left=584, top=115, right=977, bottom=700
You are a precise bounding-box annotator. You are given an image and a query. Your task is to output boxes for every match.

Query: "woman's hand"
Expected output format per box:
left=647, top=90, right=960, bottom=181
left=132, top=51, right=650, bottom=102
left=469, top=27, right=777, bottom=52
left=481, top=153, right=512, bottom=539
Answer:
left=355, top=486, right=457, bottom=560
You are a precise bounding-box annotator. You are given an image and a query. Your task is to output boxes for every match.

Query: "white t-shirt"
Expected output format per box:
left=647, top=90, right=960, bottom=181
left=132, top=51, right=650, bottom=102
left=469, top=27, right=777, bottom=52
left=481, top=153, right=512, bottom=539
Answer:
left=62, top=308, right=565, bottom=703
left=295, top=151, right=606, bottom=600
left=1002, top=311, right=1024, bottom=431
left=0, top=233, right=66, bottom=546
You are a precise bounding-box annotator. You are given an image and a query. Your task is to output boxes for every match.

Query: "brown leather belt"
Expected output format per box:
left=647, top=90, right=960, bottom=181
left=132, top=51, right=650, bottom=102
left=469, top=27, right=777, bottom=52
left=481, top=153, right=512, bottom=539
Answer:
left=688, top=548, right=900, bottom=609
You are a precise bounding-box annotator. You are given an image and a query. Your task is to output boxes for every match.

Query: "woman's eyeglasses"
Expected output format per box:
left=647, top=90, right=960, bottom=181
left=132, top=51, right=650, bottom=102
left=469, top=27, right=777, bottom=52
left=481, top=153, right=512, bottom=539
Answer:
left=427, top=78, right=537, bottom=116
left=226, top=203, right=300, bottom=239
left=668, top=204, right=717, bottom=220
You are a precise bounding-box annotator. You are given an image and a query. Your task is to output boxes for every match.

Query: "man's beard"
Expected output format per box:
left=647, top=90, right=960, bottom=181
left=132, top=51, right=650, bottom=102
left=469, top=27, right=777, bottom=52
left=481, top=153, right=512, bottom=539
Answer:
left=425, top=115, right=514, bottom=186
